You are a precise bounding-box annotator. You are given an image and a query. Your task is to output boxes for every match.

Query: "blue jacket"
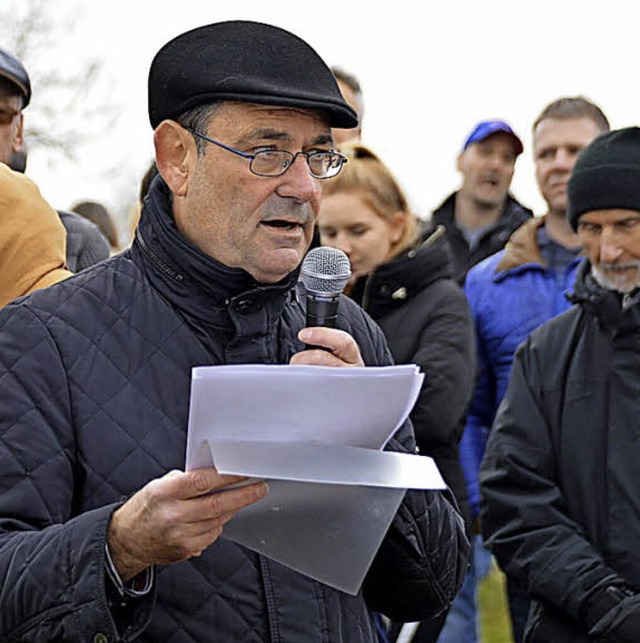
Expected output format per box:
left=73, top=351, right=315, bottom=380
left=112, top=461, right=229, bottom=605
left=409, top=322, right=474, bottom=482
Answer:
left=0, top=177, right=468, bottom=642
left=461, top=217, right=582, bottom=519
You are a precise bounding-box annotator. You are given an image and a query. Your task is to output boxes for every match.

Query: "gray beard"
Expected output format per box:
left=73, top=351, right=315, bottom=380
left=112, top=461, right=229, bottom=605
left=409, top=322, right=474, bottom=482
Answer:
left=591, top=262, right=640, bottom=294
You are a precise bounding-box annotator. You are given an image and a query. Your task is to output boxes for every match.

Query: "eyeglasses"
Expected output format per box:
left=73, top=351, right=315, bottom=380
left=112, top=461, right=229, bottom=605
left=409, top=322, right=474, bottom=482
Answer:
left=184, top=127, right=347, bottom=180
left=0, top=107, right=19, bottom=126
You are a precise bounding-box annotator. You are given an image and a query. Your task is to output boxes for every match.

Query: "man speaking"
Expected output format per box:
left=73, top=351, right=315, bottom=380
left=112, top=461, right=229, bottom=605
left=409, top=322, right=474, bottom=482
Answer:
left=0, top=21, right=468, bottom=642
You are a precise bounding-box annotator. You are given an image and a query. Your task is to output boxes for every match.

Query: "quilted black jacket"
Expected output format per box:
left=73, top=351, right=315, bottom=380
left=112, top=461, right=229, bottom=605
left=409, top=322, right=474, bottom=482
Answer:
left=0, top=178, right=469, bottom=642
left=348, top=230, right=475, bottom=532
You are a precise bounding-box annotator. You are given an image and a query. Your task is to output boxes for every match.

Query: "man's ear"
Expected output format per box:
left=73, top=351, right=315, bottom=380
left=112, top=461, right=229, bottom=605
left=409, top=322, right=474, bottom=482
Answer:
left=11, top=113, right=24, bottom=153
left=154, top=121, right=195, bottom=197
left=455, top=151, right=465, bottom=173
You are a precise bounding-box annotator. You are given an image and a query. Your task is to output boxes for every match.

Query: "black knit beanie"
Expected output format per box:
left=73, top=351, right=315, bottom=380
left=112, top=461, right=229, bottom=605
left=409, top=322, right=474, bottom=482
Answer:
left=568, top=127, right=640, bottom=230
left=148, top=21, right=358, bottom=130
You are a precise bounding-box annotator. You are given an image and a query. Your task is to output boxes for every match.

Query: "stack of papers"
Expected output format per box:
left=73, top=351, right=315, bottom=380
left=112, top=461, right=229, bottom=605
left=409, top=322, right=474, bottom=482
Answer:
left=186, top=364, right=445, bottom=594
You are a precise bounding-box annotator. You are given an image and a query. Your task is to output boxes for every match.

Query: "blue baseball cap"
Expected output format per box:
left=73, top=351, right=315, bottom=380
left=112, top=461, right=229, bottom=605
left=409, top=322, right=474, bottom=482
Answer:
left=463, top=119, right=523, bottom=155
left=0, top=48, right=31, bottom=108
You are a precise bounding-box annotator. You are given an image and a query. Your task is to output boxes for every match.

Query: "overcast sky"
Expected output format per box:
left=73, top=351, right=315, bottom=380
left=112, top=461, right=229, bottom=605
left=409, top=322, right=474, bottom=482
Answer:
left=6, top=0, right=639, bottom=236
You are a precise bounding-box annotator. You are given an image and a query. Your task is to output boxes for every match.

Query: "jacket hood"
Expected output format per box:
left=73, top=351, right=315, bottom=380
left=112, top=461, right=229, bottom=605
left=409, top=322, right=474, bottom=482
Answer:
left=0, top=164, right=72, bottom=309
left=351, top=226, right=454, bottom=319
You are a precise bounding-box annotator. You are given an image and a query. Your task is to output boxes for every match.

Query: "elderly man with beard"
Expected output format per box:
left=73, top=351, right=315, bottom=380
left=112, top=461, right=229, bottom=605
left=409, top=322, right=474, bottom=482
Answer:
left=480, top=126, right=640, bottom=643
left=0, top=21, right=468, bottom=643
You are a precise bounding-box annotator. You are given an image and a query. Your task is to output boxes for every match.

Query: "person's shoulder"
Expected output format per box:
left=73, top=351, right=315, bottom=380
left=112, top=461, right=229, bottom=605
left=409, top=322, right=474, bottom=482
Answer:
left=515, top=305, right=584, bottom=377
left=11, top=253, right=140, bottom=317
left=529, top=304, right=582, bottom=346
left=338, top=294, right=379, bottom=334
left=465, top=251, right=506, bottom=288
left=58, top=209, right=100, bottom=235
left=415, top=275, right=468, bottom=317
left=504, top=194, right=534, bottom=222
left=58, top=209, right=110, bottom=254
left=430, top=192, right=456, bottom=221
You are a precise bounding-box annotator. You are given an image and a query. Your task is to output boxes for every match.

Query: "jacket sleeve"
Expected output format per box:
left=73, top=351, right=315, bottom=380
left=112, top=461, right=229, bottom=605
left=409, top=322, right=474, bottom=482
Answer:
left=460, top=271, right=497, bottom=520
left=463, top=269, right=499, bottom=433
left=408, top=284, right=475, bottom=449
left=355, top=309, right=470, bottom=621
left=0, top=303, right=154, bottom=642
left=480, top=337, right=627, bottom=630
left=364, top=425, right=470, bottom=621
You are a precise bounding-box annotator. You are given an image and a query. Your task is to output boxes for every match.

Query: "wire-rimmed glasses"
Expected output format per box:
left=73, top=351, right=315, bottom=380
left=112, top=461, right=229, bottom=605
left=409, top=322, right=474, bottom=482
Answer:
left=184, top=127, right=347, bottom=180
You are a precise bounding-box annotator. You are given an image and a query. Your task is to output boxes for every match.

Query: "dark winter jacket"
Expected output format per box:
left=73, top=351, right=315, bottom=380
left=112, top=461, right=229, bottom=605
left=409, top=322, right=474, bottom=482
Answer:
left=480, top=260, right=640, bottom=643
left=428, top=192, right=533, bottom=283
left=0, top=177, right=469, bottom=642
left=58, top=209, right=110, bottom=271
left=461, top=217, right=582, bottom=519
left=349, top=229, right=476, bottom=531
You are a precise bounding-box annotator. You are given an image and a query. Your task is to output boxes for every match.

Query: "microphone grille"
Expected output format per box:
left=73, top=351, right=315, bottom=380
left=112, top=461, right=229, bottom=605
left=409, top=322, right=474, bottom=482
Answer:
left=300, top=247, right=351, bottom=295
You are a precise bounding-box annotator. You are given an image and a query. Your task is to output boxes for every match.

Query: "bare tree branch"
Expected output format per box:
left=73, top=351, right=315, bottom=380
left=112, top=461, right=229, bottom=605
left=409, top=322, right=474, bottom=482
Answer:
left=0, top=0, right=117, bottom=161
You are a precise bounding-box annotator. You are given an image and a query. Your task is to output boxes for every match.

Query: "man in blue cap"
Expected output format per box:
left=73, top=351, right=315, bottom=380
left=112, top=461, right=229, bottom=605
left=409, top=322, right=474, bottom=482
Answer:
left=429, top=119, right=532, bottom=284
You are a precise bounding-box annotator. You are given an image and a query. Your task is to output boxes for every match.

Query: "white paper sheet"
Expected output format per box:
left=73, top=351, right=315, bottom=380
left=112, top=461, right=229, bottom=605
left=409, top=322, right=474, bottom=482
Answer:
left=186, top=364, right=445, bottom=594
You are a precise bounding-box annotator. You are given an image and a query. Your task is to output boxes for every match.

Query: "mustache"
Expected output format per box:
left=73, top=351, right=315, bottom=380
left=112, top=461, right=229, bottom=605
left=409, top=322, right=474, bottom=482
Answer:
left=261, top=202, right=314, bottom=225
left=592, top=262, right=640, bottom=293
left=598, top=261, right=640, bottom=272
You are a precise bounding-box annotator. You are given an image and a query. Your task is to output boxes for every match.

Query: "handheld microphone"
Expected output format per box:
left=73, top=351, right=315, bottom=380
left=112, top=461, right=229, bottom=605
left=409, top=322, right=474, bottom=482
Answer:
left=300, top=247, right=351, bottom=341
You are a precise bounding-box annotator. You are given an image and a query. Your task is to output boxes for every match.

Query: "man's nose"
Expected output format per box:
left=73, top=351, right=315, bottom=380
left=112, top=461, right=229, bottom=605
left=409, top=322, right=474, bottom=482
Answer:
left=276, top=154, right=321, bottom=203
left=600, top=228, right=623, bottom=263
left=488, top=153, right=505, bottom=170
left=550, top=149, right=573, bottom=172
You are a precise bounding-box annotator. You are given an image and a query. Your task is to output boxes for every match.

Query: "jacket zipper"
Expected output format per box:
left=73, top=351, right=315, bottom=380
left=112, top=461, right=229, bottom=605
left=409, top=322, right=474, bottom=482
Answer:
left=136, top=230, right=185, bottom=283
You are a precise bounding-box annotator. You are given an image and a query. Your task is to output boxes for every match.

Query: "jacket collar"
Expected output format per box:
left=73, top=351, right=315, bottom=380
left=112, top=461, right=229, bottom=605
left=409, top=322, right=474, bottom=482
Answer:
left=568, top=259, right=640, bottom=332
left=350, top=227, right=453, bottom=319
left=432, top=191, right=532, bottom=236
left=131, top=176, right=299, bottom=324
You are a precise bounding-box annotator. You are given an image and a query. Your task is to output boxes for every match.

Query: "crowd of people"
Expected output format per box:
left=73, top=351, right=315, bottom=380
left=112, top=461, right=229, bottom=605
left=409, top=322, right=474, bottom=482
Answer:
left=1, top=18, right=639, bottom=643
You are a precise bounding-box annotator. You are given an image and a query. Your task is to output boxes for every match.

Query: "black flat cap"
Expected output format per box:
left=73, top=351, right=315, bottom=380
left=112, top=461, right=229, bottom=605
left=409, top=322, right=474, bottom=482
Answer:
left=148, top=21, right=357, bottom=130
left=0, top=48, right=31, bottom=108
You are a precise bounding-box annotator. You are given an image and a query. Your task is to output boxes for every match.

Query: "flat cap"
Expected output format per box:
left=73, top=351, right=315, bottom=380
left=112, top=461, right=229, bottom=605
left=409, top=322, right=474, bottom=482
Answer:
left=148, top=21, right=357, bottom=129
left=0, top=48, right=31, bottom=107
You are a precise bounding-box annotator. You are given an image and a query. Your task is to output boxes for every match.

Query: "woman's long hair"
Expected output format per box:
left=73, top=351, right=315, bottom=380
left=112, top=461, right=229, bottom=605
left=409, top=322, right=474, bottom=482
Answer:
left=322, top=144, right=419, bottom=260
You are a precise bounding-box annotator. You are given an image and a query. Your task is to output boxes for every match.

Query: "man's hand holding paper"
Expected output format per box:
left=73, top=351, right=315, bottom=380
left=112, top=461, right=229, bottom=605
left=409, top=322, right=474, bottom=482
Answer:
left=108, top=468, right=268, bottom=582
